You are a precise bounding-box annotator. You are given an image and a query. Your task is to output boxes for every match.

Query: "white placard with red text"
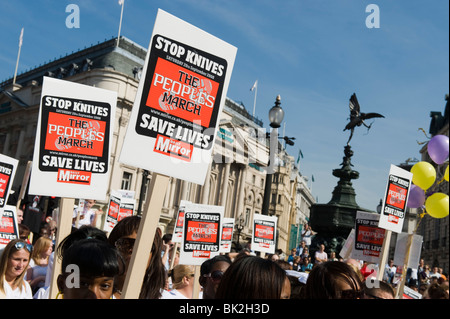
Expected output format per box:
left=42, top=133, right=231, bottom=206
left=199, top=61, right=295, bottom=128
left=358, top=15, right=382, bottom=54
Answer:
left=0, top=205, right=20, bottom=249
left=0, top=154, right=18, bottom=214
left=180, top=202, right=223, bottom=265
left=119, top=9, right=237, bottom=185
left=172, top=200, right=190, bottom=243
left=252, top=213, right=277, bottom=254
left=378, top=165, right=413, bottom=233
left=28, top=77, right=117, bottom=200
left=219, top=217, right=234, bottom=253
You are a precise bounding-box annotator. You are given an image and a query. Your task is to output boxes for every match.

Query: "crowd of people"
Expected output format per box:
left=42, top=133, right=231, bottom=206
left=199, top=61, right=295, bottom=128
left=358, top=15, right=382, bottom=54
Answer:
left=1, top=200, right=448, bottom=300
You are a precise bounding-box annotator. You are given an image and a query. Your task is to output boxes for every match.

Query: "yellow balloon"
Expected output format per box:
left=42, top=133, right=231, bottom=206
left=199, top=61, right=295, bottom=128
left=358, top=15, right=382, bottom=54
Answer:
left=425, top=193, right=449, bottom=219
left=411, top=161, right=436, bottom=190
left=445, top=165, right=449, bottom=182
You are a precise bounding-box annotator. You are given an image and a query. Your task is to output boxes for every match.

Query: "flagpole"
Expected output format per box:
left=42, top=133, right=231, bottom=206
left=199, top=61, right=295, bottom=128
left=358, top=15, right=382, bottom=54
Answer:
left=117, top=0, right=124, bottom=47
left=13, top=28, right=24, bottom=86
left=251, top=80, right=258, bottom=117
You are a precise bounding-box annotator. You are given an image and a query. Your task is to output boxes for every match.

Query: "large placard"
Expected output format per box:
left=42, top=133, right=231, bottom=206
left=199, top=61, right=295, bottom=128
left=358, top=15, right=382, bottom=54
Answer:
left=180, top=202, right=223, bottom=265
left=252, top=213, right=277, bottom=254
left=119, top=9, right=237, bottom=185
left=0, top=154, right=18, bottom=214
left=378, top=165, right=413, bottom=233
left=28, top=77, right=117, bottom=200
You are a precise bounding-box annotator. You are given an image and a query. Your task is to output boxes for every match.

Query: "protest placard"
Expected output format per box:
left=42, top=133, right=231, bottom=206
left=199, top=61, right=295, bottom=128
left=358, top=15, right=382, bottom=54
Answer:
left=180, top=202, right=223, bottom=265
left=393, top=233, right=423, bottom=268
left=378, top=165, right=413, bottom=233
left=352, top=211, right=386, bottom=263
left=219, top=217, right=234, bottom=253
left=0, top=154, right=18, bottom=214
left=339, top=228, right=355, bottom=260
left=104, top=190, right=122, bottom=233
left=252, top=213, right=277, bottom=254
left=28, top=76, right=117, bottom=200
left=119, top=9, right=237, bottom=185
left=0, top=205, right=20, bottom=249
left=172, top=200, right=189, bottom=243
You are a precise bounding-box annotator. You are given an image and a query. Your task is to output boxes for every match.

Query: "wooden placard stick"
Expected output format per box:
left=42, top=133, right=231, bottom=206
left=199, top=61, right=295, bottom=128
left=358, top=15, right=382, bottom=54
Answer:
left=376, top=229, right=392, bottom=281
left=396, top=233, right=414, bottom=299
left=48, top=197, right=75, bottom=299
left=121, top=173, right=169, bottom=299
left=15, top=161, right=32, bottom=211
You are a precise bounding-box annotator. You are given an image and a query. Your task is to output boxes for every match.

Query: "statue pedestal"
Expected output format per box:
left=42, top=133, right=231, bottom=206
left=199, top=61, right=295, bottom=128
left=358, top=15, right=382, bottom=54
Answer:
left=309, top=145, right=375, bottom=258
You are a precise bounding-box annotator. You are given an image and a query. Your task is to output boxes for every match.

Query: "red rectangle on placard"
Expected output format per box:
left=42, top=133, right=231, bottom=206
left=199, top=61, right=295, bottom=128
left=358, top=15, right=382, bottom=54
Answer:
left=386, top=184, right=407, bottom=210
left=44, top=112, right=106, bottom=157
left=186, top=220, right=218, bottom=243
left=0, top=173, right=10, bottom=198
left=255, top=224, right=274, bottom=240
left=154, top=134, right=194, bottom=161
left=57, top=169, right=92, bottom=185
left=146, top=58, right=219, bottom=128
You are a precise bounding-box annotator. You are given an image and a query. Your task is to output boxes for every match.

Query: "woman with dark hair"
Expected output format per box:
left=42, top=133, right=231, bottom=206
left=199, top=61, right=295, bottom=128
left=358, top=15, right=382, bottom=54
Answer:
left=56, top=238, right=123, bottom=299
left=107, top=216, right=141, bottom=298
left=139, top=227, right=167, bottom=299
left=215, top=255, right=290, bottom=299
left=302, top=261, right=364, bottom=299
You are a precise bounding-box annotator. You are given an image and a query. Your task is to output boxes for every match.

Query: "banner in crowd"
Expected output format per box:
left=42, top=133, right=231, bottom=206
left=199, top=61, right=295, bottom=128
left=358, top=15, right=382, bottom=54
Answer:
left=252, top=213, right=277, bottom=254
left=104, top=190, right=136, bottom=233
left=119, top=9, right=237, bottom=185
left=172, top=200, right=189, bottom=243
left=352, top=211, right=386, bottom=263
left=219, top=217, right=234, bottom=253
left=393, top=233, right=423, bottom=268
left=180, top=202, right=223, bottom=265
left=0, top=154, right=18, bottom=214
left=339, top=228, right=355, bottom=259
left=28, top=77, right=117, bottom=200
left=0, top=205, right=19, bottom=249
left=378, top=165, right=413, bottom=233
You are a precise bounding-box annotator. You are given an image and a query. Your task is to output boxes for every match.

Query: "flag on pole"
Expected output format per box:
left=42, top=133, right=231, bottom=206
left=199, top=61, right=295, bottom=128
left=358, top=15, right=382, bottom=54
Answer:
left=296, top=149, right=303, bottom=164
left=250, top=80, right=258, bottom=91
left=117, top=0, right=125, bottom=47
left=19, top=28, right=24, bottom=47
left=13, top=28, right=24, bottom=85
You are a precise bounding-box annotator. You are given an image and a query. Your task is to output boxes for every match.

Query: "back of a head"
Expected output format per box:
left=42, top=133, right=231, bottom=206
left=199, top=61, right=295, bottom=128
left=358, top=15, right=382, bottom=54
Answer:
left=170, top=264, right=195, bottom=289
left=61, top=238, right=122, bottom=279
left=363, top=280, right=395, bottom=299
left=303, top=261, right=363, bottom=299
left=200, top=255, right=232, bottom=276
left=57, top=225, right=107, bottom=259
left=215, top=255, right=287, bottom=299
left=108, top=216, right=141, bottom=246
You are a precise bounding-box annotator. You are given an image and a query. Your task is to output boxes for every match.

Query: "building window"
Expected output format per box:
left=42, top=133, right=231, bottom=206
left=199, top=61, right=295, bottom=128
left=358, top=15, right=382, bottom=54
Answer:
left=121, top=172, right=133, bottom=190
left=245, top=208, right=251, bottom=227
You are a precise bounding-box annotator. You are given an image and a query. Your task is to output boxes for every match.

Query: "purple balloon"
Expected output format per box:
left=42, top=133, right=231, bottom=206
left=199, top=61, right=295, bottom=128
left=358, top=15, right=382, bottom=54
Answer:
left=428, top=135, right=449, bottom=165
left=407, top=184, right=426, bottom=209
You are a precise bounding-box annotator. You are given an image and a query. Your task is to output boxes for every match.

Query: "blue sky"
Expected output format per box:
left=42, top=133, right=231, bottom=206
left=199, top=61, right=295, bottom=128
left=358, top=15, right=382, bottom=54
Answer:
left=0, top=0, right=448, bottom=211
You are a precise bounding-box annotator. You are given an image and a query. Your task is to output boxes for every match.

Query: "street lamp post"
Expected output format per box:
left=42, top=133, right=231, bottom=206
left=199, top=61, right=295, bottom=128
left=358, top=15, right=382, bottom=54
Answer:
left=235, top=213, right=245, bottom=251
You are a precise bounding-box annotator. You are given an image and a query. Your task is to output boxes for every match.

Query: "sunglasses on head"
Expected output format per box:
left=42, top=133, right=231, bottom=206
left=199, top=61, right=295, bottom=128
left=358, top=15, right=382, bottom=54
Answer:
left=15, top=241, right=33, bottom=253
left=203, top=270, right=224, bottom=282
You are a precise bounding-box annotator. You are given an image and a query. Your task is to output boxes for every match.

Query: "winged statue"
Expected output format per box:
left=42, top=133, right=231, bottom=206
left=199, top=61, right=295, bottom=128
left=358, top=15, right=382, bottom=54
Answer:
left=343, top=93, right=384, bottom=145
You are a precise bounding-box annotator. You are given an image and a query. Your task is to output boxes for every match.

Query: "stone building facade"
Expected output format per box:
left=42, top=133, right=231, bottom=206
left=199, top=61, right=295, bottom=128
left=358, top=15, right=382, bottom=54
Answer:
left=0, top=36, right=314, bottom=252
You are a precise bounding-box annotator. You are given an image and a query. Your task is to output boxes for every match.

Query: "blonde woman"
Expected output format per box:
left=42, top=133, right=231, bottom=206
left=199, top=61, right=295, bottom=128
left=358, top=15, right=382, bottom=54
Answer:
left=161, top=264, right=195, bottom=299
left=26, top=236, right=52, bottom=293
left=0, top=239, right=33, bottom=299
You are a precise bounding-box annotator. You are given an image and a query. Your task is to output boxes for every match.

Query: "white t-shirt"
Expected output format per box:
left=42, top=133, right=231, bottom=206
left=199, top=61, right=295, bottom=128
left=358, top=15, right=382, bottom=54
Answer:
left=160, top=289, right=189, bottom=299
left=315, top=251, right=328, bottom=263
left=73, top=208, right=95, bottom=228
left=3, top=281, right=33, bottom=299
